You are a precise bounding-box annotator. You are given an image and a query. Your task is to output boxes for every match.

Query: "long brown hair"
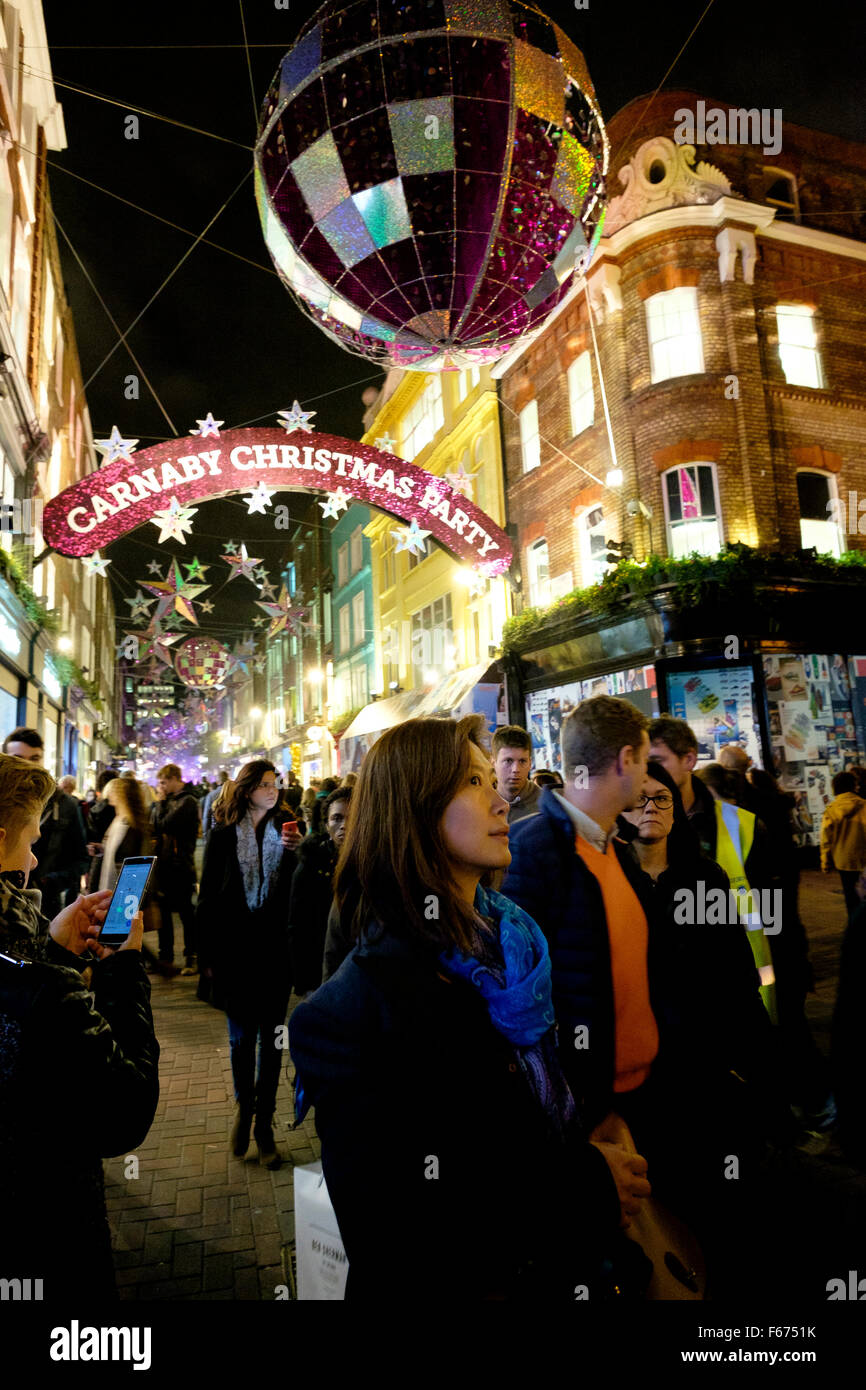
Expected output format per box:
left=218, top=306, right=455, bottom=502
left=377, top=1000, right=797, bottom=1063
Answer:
left=333, top=714, right=489, bottom=954
left=223, top=760, right=277, bottom=825
left=106, top=776, right=150, bottom=842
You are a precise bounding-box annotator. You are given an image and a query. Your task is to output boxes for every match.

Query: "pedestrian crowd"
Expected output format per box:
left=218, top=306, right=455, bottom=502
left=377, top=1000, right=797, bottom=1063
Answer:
left=1, top=701, right=865, bottom=1301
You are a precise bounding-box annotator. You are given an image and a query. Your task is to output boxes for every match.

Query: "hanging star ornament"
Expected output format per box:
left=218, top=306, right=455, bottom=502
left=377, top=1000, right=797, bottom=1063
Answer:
left=257, top=578, right=276, bottom=600
left=222, top=543, right=263, bottom=582
left=223, top=539, right=238, bottom=555
left=244, top=481, right=277, bottom=515
left=318, top=486, right=351, bottom=520
left=391, top=518, right=431, bottom=557
left=94, top=425, right=138, bottom=466
left=277, top=400, right=316, bottom=434
left=199, top=599, right=214, bottom=614
left=146, top=559, right=162, bottom=576
left=189, top=412, right=224, bottom=439
left=82, top=551, right=111, bottom=577
left=445, top=463, right=474, bottom=498
left=254, top=567, right=268, bottom=583
left=142, top=559, right=209, bottom=625
left=183, top=556, right=209, bottom=582
left=255, top=585, right=309, bottom=638
left=375, top=432, right=396, bottom=453
left=125, top=624, right=182, bottom=668
left=124, top=588, right=155, bottom=620
left=150, top=496, right=198, bottom=545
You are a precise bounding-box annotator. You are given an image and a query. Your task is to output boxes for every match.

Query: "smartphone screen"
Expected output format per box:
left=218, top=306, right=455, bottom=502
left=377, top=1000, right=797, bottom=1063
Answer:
left=98, top=858, right=156, bottom=944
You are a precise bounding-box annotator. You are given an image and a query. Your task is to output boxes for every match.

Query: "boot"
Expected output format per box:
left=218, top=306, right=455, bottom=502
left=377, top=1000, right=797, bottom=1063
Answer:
left=254, top=1116, right=281, bottom=1170
left=230, top=1103, right=254, bottom=1158
left=180, top=955, right=198, bottom=976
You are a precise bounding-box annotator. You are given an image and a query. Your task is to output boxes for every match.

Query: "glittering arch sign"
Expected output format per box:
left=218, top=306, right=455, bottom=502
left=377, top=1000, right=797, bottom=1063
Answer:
left=41, top=428, right=512, bottom=574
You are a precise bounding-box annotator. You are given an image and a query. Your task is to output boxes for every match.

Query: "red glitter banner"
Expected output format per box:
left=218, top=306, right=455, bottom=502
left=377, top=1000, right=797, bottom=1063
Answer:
left=41, top=428, right=512, bottom=574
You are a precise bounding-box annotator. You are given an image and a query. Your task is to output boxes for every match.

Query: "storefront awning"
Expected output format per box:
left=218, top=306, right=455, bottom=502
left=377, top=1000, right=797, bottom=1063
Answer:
left=339, top=661, right=501, bottom=750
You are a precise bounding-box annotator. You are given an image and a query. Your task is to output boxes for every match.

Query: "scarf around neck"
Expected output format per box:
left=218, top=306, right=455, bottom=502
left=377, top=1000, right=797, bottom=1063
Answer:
left=235, top=813, right=284, bottom=913
left=439, top=885, right=555, bottom=1047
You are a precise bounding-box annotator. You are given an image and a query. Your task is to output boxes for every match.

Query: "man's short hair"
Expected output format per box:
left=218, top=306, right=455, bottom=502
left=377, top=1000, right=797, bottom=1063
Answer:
left=2, top=727, right=43, bottom=754
left=833, top=770, right=857, bottom=796
left=562, top=696, right=648, bottom=778
left=0, top=752, right=54, bottom=844
left=695, top=762, right=736, bottom=801
left=648, top=715, right=698, bottom=759
left=491, top=726, right=532, bottom=757
left=158, top=763, right=182, bottom=781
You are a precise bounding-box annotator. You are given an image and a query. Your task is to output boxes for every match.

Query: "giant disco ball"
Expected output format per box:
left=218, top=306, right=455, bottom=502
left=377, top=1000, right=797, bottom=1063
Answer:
left=255, top=0, right=608, bottom=371
left=174, top=637, right=230, bottom=689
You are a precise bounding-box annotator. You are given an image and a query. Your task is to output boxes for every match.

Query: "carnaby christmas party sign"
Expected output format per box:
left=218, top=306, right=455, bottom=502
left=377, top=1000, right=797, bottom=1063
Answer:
left=41, top=426, right=512, bottom=575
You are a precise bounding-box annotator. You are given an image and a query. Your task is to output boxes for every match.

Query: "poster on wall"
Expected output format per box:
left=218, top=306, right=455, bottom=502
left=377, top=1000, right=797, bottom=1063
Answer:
left=666, top=666, right=761, bottom=765
left=524, top=666, right=658, bottom=773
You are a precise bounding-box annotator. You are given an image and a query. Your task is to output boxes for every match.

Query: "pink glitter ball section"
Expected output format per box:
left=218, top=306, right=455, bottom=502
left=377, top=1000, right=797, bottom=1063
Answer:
left=255, top=0, right=608, bottom=371
left=174, top=637, right=231, bottom=688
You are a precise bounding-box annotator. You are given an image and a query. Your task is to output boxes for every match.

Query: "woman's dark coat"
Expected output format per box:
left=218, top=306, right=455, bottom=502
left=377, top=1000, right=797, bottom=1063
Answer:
left=289, top=925, right=622, bottom=1302
left=0, top=880, right=159, bottom=1298
left=288, top=832, right=337, bottom=994
left=195, top=820, right=296, bottom=1021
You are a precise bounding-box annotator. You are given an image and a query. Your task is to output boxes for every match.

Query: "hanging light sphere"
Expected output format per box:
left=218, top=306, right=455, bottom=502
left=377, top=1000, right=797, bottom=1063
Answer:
left=255, top=0, right=608, bottom=372
left=174, top=637, right=231, bottom=689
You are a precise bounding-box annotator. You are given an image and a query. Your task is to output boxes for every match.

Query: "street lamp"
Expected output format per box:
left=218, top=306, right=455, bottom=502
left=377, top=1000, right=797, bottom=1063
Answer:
left=250, top=706, right=262, bottom=719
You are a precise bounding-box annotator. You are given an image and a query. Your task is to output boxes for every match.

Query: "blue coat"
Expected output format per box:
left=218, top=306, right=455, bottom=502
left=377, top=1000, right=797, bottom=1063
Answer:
left=502, top=788, right=663, bottom=1126
left=289, top=918, right=622, bottom=1301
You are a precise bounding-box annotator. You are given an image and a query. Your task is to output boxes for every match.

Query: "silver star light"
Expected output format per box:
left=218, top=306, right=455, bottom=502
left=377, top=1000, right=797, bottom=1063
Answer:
left=82, top=551, right=111, bottom=577
left=150, top=496, right=198, bottom=545
left=277, top=401, right=316, bottom=433
left=94, top=425, right=138, bottom=466
left=189, top=413, right=224, bottom=438
left=318, top=486, right=351, bottom=520
left=244, top=482, right=277, bottom=515
left=392, top=519, right=431, bottom=557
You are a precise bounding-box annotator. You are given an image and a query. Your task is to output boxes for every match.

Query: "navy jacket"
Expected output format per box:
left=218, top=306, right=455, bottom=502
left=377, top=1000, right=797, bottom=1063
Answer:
left=502, top=789, right=662, bottom=1126
left=289, top=925, right=622, bottom=1301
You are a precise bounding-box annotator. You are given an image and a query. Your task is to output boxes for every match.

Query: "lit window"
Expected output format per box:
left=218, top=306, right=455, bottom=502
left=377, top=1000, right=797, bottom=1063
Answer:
left=645, top=287, right=704, bottom=383
left=338, top=603, right=350, bottom=653
left=776, top=305, right=824, bottom=389
left=526, top=538, right=550, bottom=606
left=664, top=464, right=722, bottom=558
left=350, top=525, right=363, bottom=574
left=579, top=505, right=608, bottom=585
left=470, top=366, right=481, bottom=389
left=352, top=590, right=365, bottom=646
left=337, top=543, right=348, bottom=588
left=797, top=471, right=843, bottom=557
left=763, top=167, right=799, bottom=222
left=401, top=377, right=444, bottom=461
left=411, top=594, right=454, bottom=675
left=519, top=400, right=541, bottom=474
left=457, top=370, right=468, bottom=403
left=568, top=352, right=594, bottom=436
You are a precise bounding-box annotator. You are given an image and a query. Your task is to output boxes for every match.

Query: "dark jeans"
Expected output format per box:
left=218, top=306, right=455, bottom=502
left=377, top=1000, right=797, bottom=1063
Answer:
left=839, top=870, right=862, bottom=922
left=227, top=1014, right=286, bottom=1122
left=158, top=890, right=196, bottom=963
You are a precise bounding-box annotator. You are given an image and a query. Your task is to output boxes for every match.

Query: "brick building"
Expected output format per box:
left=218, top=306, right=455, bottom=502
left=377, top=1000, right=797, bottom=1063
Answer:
left=495, top=90, right=866, bottom=847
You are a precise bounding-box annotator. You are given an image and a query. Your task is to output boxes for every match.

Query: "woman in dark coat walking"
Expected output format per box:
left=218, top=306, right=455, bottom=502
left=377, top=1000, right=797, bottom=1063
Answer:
left=196, top=760, right=298, bottom=1168
left=289, top=716, right=651, bottom=1301
left=288, top=785, right=351, bottom=996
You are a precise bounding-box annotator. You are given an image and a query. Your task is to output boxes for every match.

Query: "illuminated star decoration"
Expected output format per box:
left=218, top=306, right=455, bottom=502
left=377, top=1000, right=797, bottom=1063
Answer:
left=253, top=617, right=266, bottom=628
left=150, top=496, right=198, bottom=545
left=189, top=412, right=224, bottom=439
left=199, top=599, right=214, bottom=614
left=445, top=463, right=474, bottom=498
left=142, top=559, right=209, bottom=625
left=375, top=433, right=396, bottom=453
left=244, top=481, right=277, bottom=515
left=254, top=567, right=268, bottom=583
left=125, top=588, right=155, bottom=620
left=94, top=425, right=138, bottom=466
left=277, top=401, right=316, bottom=434
left=222, top=543, right=263, bottom=583
left=255, top=585, right=309, bottom=638
left=391, top=518, right=431, bottom=557
left=184, top=556, right=209, bottom=582
left=146, top=560, right=162, bottom=576
left=82, top=551, right=111, bottom=577
left=223, top=539, right=238, bottom=555
left=126, top=623, right=182, bottom=668
left=258, top=578, right=276, bottom=600
left=318, top=486, right=351, bottom=520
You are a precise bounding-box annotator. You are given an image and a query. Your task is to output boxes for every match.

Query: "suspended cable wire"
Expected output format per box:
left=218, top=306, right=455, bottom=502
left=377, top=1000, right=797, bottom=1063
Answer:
left=83, top=169, right=253, bottom=390
left=238, top=0, right=259, bottom=127
left=611, top=0, right=719, bottom=161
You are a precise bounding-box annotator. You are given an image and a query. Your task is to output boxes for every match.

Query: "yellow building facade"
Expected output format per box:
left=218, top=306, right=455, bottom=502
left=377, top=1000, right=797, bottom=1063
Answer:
left=361, top=366, right=512, bottom=699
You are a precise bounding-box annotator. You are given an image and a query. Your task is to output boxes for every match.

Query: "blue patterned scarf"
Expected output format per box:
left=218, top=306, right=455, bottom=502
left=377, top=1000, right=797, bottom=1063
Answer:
left=440, top=887, right=575, bottom=1136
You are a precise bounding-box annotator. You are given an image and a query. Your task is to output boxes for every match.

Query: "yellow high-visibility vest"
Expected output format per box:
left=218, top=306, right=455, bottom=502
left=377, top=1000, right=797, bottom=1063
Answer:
left=714, top=800, right=778, bottom=1025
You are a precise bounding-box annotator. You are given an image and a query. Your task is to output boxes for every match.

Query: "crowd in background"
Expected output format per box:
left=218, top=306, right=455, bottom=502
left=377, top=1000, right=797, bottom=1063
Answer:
left=2, top=703, right=866, bottom=1302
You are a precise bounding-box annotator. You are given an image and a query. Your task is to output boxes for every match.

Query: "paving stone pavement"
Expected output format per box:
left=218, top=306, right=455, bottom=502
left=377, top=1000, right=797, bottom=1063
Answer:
left=105, top=933, right=320, bottom=1302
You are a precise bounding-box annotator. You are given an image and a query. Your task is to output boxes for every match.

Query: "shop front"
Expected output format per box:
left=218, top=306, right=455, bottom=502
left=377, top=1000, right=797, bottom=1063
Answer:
left=504, top=572, right=866, bottom=853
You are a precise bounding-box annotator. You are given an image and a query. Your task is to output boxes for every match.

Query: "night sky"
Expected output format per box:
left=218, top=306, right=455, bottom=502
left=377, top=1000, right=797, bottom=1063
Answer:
left=39, top=0, right=865, bottom=653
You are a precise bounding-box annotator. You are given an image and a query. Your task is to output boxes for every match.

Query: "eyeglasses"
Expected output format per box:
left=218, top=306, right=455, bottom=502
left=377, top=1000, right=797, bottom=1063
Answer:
left=634, top=792, right=674, bottom=810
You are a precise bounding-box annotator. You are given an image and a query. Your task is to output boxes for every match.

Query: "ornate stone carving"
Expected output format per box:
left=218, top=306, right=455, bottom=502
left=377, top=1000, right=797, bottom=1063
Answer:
left=715, top=226, right=757, bottom=285
left=586, top=262, right=623, bottom=321
left=604, top=136, right=738, bottom=236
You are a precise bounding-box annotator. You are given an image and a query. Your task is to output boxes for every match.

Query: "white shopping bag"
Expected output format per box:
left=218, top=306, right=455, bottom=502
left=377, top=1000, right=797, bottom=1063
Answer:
left=293, top=1161, right=349, bottom=1301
